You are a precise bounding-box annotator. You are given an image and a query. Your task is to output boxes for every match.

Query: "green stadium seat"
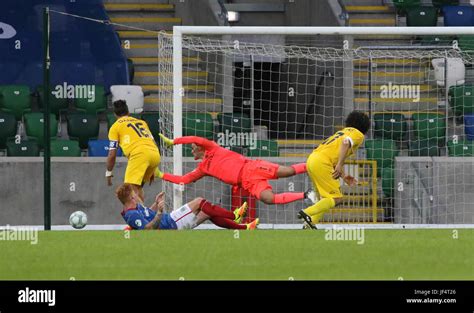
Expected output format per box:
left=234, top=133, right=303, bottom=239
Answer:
left=432, top=0, right=459, bottom=8
left=449, top=85, right=474, bottom=116
left=364, top=139, right=399, bottom=177
left=24, top=113, right=58, bottom=148
left=458, top=35, right=474, bottom=53
left=0, top=112, right=17, bottom=149
left=106, top=112, right=141, bottom=130
left=183, top=113, right=214, bottom=139
left=409, top=139, right=440, bottom=156
left=412, top=113, right=446, bottom=144
left=140, top=112, right=161, bottom=140
left=6, top=140, right=40, bottom=156
left=37, top=86, right=69, bottom=116
left=373, top=113, right=407, bottom=141
left=392, top=0, right=421, bottom=12
left=447, top=140, right=474, bottom=156
left=50, top=140, right=82, bottom=157
left=183, top=144, right=193, bottom=157
left=406, top=7, right=438, bottom=27
left=247, top=140, right=279, bottom=157
left=420, top=36, right=455, bottom=46
left=67, top=114, right=100, bottom=149
left=0, top=85, right=32, bottom=120
left=381, top=167, right=395, bottom=198
left=74, top=85, right=107, bottom=115
left=218, top=113, right=251, bottom=135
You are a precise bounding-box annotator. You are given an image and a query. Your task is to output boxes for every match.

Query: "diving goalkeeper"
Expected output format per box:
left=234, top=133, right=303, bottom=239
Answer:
left=298, top=111, right=370, bottom=229
left=156, top=134, right=313, bottom=205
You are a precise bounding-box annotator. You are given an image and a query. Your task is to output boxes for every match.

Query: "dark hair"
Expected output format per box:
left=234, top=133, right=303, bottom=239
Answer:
left=113, top=100, right=129, bottom=117
left=345, top=111, right=370, bottom=135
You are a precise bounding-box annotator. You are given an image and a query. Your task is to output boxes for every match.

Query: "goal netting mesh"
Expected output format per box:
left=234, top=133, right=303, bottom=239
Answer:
left=157, top=32, right=474, bottom=225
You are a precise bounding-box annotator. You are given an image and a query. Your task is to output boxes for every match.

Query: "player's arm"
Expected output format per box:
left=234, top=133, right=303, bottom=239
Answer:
left=126, top=211, right=162, bottom=230
left=332, top=138, right=352, bottom=179
left=149, top=192, right=165, bottom=212
left=159, top=134, right=217, bottom=150
left=157, top=167, right=206, bottom=185
left=106, top=126, right=119, bottom=186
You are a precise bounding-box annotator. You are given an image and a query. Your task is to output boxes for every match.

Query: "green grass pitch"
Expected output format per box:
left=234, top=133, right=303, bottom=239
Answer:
left=0, top=229, right=472, bottom=280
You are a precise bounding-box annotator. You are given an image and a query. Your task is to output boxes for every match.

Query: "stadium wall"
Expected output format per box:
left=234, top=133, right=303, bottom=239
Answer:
left=395, top=157, right=474, bottom=224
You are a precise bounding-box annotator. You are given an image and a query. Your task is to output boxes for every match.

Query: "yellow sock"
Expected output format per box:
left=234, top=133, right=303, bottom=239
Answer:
left=303, top=197, right=336, bottom=223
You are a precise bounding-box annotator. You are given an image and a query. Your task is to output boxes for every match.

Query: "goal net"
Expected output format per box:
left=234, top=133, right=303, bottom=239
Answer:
left=157, top=27, right=474, bottom=226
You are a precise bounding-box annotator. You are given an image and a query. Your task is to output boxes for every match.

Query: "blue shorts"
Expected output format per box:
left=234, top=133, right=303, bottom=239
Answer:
left=159, top=213, right=178, bottom=230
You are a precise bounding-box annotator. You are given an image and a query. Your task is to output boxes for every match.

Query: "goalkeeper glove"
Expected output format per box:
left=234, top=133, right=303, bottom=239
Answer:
left=155, top=168, right=164, bottom=179
left=159, top=133, right=174, bottom=147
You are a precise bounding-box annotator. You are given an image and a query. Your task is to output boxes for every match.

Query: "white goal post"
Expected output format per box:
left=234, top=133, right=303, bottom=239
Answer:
left=160, top=26, right=474, bottom=227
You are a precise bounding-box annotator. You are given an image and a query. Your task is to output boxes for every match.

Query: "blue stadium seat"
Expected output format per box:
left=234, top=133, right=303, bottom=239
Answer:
left=88, top=140, right=123, bottom=157
left=442, top=6, right=474, bottom=26
left=465, top=114, right=474, bottom=140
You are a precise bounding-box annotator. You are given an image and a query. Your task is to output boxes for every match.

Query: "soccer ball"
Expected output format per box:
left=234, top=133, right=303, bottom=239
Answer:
left=69, top=211, right=87, bottom=229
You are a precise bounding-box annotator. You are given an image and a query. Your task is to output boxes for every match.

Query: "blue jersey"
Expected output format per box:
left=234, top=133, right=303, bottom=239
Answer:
left=121, top=203, right=177, bottom=230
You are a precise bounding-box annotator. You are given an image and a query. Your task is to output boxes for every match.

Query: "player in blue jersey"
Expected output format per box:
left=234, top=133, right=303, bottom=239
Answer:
left=116, top=183, right=259, bottom=230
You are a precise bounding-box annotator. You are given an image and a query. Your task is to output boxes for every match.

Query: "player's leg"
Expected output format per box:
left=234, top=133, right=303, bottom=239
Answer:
left=256, top=184, right=306, bottom=205
left=192, top=198, right=247, bottom=229
left=124, top=154, right=149, bottom=203
left=275, top=163, right=307, bottom=178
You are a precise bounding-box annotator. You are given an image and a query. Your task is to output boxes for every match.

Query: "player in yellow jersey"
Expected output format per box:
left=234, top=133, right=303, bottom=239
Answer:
left=106, top=100, right=160, bottom=202
left=298, top=111, right=370, bottom=229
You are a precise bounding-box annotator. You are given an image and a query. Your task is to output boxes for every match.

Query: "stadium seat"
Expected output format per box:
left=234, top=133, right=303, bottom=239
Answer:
left=447, top=139, right=474, bottom=156
left=6, top=140, right=40, bottom=157
left=432, top=0, right=459, bottom=8
left=409, top=139, right=440, bottom=156
left=392, top=0, right=421, bottom=12
left=183, top=144, right=194, bottom=157
left=36, top=86, right=69, bottom=116
left=406, top=7, right=438, bottom=27
left=247, top=140, right=279, bottom=157
left=458, top=35, right=474, bottom=53
left=419, top=36, right=455, bottom=46
left=74, top=85, right=107, bottom=115
left=373, top=113, right=407, bottom=141
left=106, top=112, right=141, bottom=130
left=88, top=140, right=123, bottom=157
left=381, top=167, right=395, bottom=198
left=110, top=85, right=144, bottom=114
left=0, top=112, right=17, bottom=149
left=0, top=85, right=32, bottom=120
left=465, top=114, right=474, bottom=140
left=67, top=114, right=100, bottom=149
left=140, top=112, right=161, bottom=140
left=364, top=139, right=399, bottom=177
left=432, top=58, right=465, bottom=89
left=24, top=113, right=58, bottom=147
left=449, top=85, right=474, bottom=116
left=412, top=113, right=446, bottom=143
left=183, top=113, right=214, bottom=139
left=50, top=140, right=82, bottom=157
left=218, top=113, right=252, bottom=134
left=442, top=6, right=474, bottom=26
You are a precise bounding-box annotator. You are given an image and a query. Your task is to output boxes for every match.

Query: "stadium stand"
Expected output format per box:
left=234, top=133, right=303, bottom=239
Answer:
left=0, top=113, right=18, bottom=149
left=447, top=139, right=474, bottom=156
left=0, top=85, right=32, bottom=120
left=406, top=7, right=438, bottom=27
left=50, top=139, right=81, bottom=157
left=412, top=112, right=446, bottom=144
left=465, top=114, right=474, bottom=140
left=373, top=113, right=407, bottom=141
left=218, top=113, right=252, bottom=135
left=140, top=112, right=161, bottom=140
left=6, top=140, right=40, bottom=157
left=183, top=113, right=214, bottom=139
left=442, top=5, right=474, bottom=26
left=88, top=139, right=123, bottom=157
left=449, top=85, right=474, bottom=116
left=24, top=112, right=58, bottom=148
left=66, top=113, right=100, bottom=149
left=74, top=85, right=107, bottom=115
left=409, top=139, right=440, bottom=156
left=247, top=140, right=279, bottom=157
left=364, top=139, right=399, bottom=177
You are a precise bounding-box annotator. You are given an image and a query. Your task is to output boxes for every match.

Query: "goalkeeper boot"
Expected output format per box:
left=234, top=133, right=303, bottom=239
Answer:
left=297, top=210, right=317, bottom=229
left=234, top=202, right=248, bottom=223
left=246, top=218, right=259, bottom=230
left=304, top=189, right=318, bottom=204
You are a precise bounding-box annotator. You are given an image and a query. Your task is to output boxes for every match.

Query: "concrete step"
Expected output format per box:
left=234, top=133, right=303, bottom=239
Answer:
left=353, top=69, right=427, bottom=84
left=348, top=13, right=396, bottom=26
left=354, top=96, right=441, bottom=112
left=110, top=17, right=181, bottom=31
left=134, top=70, right=208, bottom=85
left=118, top=30, right=170, bottom=39
left=104, top=3, right=174, bottom=11
left=354, top=84, right=436, bottom=93
left=144, top=93, right=223, bottom=112
left=353, top=58, right=430, bottom=67
left=345, top=5, right=393, bottom=13
left=130, top=56, right=201, bottom=65
left=103, top=0, right=170, bottom=4
left=141, top=84, right=215, bottom=93
left=108, top=11, right=176, bottom=19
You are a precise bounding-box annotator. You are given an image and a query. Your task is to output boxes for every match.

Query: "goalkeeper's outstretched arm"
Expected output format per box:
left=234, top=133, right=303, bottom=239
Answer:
left=160, top=134, right=217, bottom=150
left=156, top=168, right=206, bottom=185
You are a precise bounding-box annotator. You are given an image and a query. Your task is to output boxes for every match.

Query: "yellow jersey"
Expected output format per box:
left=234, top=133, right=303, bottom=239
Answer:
left=313, top=127, right=365, bottom=165
left=108, top=116, right=158, bottom=157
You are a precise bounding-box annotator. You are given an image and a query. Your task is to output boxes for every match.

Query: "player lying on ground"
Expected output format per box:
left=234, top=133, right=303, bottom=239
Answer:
left=155, top=134, right=314, bottom=205
left=106, top=100, right=160, bottom=202
left=298, top=111, right=371, bottom=229
left=116, top=183, right=259, bottom=230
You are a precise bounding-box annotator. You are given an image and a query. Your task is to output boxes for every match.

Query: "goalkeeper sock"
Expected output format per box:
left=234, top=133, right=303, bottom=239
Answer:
left=273, top=192, right=305, bottom=204
left=304, top=197, right=336, bottom=221
left=210, top=217, right=246, bottom=230
left=199, top=199, right=235, bottom=220
left=291, top=163, right=307, bottom=175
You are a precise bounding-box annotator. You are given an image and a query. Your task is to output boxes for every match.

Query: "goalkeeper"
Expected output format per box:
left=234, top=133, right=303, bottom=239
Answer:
left=298, top=111, right=370, bottom=229
left=156, top=134, right=313, bottom=205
